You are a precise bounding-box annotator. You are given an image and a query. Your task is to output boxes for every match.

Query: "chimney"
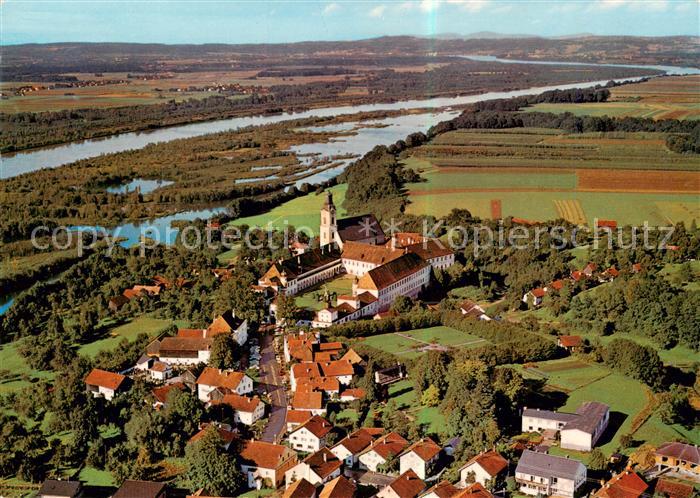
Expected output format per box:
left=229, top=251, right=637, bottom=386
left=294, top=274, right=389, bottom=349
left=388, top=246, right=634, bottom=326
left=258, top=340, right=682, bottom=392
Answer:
left=323, top=452, right=328, bottom=462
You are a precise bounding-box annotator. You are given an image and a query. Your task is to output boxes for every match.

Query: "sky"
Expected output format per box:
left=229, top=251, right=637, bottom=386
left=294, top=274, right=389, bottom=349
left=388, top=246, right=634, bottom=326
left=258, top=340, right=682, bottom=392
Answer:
left=1, top=0, right=699, bottom=45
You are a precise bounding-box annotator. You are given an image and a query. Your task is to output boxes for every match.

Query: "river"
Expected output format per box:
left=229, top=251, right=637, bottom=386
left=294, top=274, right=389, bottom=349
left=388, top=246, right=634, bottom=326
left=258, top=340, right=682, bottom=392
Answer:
left=1, top=57, right=697, bottom=315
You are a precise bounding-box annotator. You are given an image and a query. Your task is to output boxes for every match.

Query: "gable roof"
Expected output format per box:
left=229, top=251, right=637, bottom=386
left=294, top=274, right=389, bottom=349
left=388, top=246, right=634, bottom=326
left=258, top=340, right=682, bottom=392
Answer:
left=402, top=438, right=441, bottom=462
left=461, top=450, right=508, bottom=477
left=559, top=335, right=582, bottom=348
left=292, top=391, right=323, bottom=410
left=283, top=478, right=317, bottom=498
left=522, top=407, right=578, bottom=424
left=297, top=376, right=341, bottom=393
left=386, top=469, right=426, bottom=498
left=337, top=214, right=385, bottom=243
left=365, top=431, right=409, bottom=460
left=84, top=368, right=126, bottom=391
left=655, top=442, right=700, bottom=465
left=211, top=394, right=263, bottom=413
left=454, top=483, right=493, bottom=498
left=303, top=448, right=343, bottom=479
left=564, top=401, right=609, bottom=434
left=318, top=360, right=354, bottom=378
left=292, top=362, right=322, bottom=380
left=515, top=450, right=585, bottom=480
left=294, top=415, right=334, bottom=439
left=654, top=478, right=694, bottom=498
left=357, top=253, right=428, bottom=291
left=188, top=424, right=237, bottom=446
left=420, top=481, right=459, bottom=498
left=595, top=471, right=647, bottom=498
left=341, top=240, right=403, bottom=265
left=265, top=244, right=342, bottom=282
left=405, top=239, right=454, bottom=260
left=158, top=336, right=212, bottom=353
left=196, top=368, right=246, bottom=389
left=208, top=310, right=243, bottom=334
left=151, top=382, right=185, bottom=404
left=341, top=348, right=364, bottom=365
left=287, top=409, right=314, bottom=426
left=37, top=480, right=81, bottom=497
left=240, top=440, right=294, bottom=469
left=333, top=427, right=384, bottom=455
left=319, top=475, right=356, bottom=498
left=112, top=480, right=166, bottom=498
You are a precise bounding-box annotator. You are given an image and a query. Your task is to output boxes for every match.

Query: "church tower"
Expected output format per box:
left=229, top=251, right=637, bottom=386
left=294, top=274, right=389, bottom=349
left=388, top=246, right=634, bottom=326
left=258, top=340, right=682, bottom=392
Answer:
left=320, top=191, right=337, bottom=247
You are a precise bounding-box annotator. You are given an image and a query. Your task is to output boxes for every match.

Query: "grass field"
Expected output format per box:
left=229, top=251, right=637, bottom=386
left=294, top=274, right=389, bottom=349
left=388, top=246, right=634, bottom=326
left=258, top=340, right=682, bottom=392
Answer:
left=233, top=184, right=347, bottom=235
left=0, top=340, right=55, bottom=393
left=77, top=315, right=180, bottom=358
left=523, top=358, right=611, bottom=392
left=358, top=326, right=488, bottom=359
left=387, top=379, right=446, bottom=436
left=528, top=75, right=700, bottom=121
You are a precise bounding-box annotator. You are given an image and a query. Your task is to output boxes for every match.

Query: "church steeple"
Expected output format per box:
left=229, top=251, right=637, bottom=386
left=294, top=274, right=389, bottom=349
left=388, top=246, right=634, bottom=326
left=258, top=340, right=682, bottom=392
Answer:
left=320, top=191, right=337, bottom=247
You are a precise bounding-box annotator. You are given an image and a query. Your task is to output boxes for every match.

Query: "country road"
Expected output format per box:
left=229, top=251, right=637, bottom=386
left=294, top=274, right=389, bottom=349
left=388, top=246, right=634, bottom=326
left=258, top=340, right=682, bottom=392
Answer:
left=259, top=332, right=288, bottom=443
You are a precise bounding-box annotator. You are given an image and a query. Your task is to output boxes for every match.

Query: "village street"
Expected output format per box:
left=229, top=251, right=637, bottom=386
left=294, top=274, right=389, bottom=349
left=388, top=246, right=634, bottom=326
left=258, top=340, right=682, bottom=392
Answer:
left=259, top=331, right=288, bottom=443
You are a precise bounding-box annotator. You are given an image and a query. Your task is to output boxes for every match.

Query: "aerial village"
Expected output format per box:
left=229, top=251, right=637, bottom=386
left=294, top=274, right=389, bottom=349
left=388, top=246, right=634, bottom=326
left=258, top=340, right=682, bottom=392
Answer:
left=39, top=193, right=699, bottom=498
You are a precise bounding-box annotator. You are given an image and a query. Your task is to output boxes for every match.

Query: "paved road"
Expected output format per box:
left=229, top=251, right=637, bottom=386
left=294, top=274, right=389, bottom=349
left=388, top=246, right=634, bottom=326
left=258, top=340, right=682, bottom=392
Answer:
left=260, top=332, right=288, bottom=443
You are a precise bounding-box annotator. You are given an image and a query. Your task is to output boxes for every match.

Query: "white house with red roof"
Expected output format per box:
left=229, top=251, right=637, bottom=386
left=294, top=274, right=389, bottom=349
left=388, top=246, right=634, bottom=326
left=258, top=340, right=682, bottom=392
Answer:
left=459, top=450, right=508, bottom=487
left=196, top=367, right=253, bottom=402
left=289, top=415, right=334, bottom=452
left=399, top=438, right=442, bottom=480
left=84, top=368, right=128, bottom=401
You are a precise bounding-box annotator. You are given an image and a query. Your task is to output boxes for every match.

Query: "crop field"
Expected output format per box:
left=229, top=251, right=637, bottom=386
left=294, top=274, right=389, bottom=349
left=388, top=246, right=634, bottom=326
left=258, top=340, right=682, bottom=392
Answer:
left=357, top=326, right=488, bottom=359
left=527, top=75, right=700, bottom=121
left=233, top=184, right=347, bottom=234
left=405, top=129, right=700, bottom=226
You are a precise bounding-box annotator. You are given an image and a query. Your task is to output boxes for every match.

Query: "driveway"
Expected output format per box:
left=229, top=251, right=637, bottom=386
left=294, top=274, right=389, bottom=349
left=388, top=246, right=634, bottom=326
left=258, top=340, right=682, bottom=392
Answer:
left=259, top=332, right=288, bottom=443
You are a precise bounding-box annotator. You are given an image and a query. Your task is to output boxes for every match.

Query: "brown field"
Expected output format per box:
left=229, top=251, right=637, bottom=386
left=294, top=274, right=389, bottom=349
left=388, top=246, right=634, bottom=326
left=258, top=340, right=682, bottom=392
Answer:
left=611, top=75, right=700, bottom=104
left=554, top=199, right=587, bottom=225
left=491, top=199, right=502, bottom=218
left=577, top=169, right=700, bottom=193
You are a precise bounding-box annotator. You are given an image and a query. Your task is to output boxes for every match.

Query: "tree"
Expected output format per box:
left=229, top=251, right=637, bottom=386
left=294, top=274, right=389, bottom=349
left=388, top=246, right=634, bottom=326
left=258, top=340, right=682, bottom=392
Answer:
left=391, top=295, right=414, bottom=314
left=184, top=427, right=243, bottom=496
left=657, top=385, right=694, bottom=426
left=274, top=293, right=298, bottom=325
left=421, top=385, right=440, bottom=407
left=588, top=448, right=607, bottom=471
left=619, top=434, right=633, bottom=449
left=377, top=452, right=399, bottom=474
left=208, top=333, right=242, bottom=370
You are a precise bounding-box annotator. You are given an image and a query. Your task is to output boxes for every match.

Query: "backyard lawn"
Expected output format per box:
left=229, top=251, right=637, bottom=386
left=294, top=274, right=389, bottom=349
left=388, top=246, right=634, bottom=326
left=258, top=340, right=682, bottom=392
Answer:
left=387, top=379, right=446, bottom=436
left=77, top=315, right=182, bottom=358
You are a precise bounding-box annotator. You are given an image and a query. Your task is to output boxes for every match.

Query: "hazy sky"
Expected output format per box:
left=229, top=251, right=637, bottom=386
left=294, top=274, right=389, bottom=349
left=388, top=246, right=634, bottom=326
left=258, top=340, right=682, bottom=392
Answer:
left=2, top=0, right=699, bottom=45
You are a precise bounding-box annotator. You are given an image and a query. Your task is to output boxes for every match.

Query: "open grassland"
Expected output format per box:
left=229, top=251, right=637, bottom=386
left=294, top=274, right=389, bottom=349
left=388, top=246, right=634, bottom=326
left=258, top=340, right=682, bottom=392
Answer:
left=357, top=326, right=488, bottom=359
left=233, top=184, right=348, bottom=234
left=77, top=315, right=181, bottom=358
left=405, top=129, right=700, bottom=226
left=527, top=75, right=700, bottom=121
left=0, top=340, right=55, bottom=394
left=525, top=358, right=611, bottom=392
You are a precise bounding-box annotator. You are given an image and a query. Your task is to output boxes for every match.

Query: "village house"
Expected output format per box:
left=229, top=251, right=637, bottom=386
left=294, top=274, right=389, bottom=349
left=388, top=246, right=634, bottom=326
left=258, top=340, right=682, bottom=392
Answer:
left=419, top=481, right=459, bottom=498
left=458, top=450, right=508, bottom=488
left=188, top=422, right=237, bottom=451
left=399, top=438, right=442, bottom=480
left=37, top=479, right=82, bottom=498
left=359, top=431, right=410, bottom=472
left=515, top=450, right=586, bottom=498
left=339, top=388, right=366, bottom=403
left=135, top=354, right=154, bottom=372
left=296, top=377, right=341, bottom=398
left=207, top=310, right=248, bottom=346
left=289, top=415, right=334, bottom=452
left=453, top=483, right=495, bottom=498
left=459, top=300, right=491, bottom=321
left=311, top=292, right=379, bottom=328
left=285, top=448, right=343, bottom=487
left=593, top=470, right=647, bottom=498
left=654, top=442, right=700, bottom=477
left=196, top=367, right=253, bottom=402
left=377, top=469, right=426, bottom=498
left=290, top=360, right=354, bottom=391
left=291, top=391, right=326, bottom=416
left=283, top=478, right=317, bottom=498
left=284, top=331, right=319, bottom=362
left=148, top=361, right=172, bottom=382
left=318, top=475, right=356, bottom=498
left=522, top=401, right=610, bottom=451
left=522, top=288, right=547, bottom=307
left=112, top=480, right=167, bottom=498
left=330, top=427, right=385, bottom=467
left=239, top=439, right=299, bottom=489
left=151, top=382, right=185, bottom=409
left=152, top=336, right=213, bottom=365
left=209, top=393, right=265, bottom=425
left=557, top=335, right=583, bottom=353
left=287, top=410, right=314, bottom=432
left=84, top=368, right=128, bottom=401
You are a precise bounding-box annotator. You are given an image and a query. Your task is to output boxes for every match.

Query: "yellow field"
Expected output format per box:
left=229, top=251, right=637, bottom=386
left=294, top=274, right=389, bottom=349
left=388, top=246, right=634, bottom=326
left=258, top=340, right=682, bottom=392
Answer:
left=553, top=199, right=587, bottom=225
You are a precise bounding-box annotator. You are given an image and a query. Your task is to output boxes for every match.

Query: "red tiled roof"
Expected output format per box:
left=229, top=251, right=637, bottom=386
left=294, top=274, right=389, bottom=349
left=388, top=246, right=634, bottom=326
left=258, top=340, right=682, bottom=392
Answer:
left=283, top=478, right=317, bottom=498
left=597, top=219, right=618, bottom=230
left=342, top=240, right=403, bottom=265
left=295, top=415, right=334, bottom=438
left=454, top=483, right=493, bottom=498
left=386, top=470, right=425, bottom=498
left=365, top=431, right=409, bottom=460
left=388, top=232, right=425, bottom=248
left=85, top=368, right=126, bottom=391
left=333, top=428, right=384, bottom=454
left=211, top=394, right=262, bottom=413
left=304, top=448, right=342, bottom=479
left=196, top=368, right=246, bottom=389
left=292, top=362, right=322, bottom=380
left=150, top=362, right=170, bottom=373
left=297, top=376, right=340, bottom=393
left=654, top=479, right=694, bottom=498
left=595, top=471, right=647, bottom=498
left=402, top=438, right=441, bottom=462
left=422, top=481, right=459, bottom=498
left=292, top=391, right=323, bottom=410
left=341, top=349, right=364, bottom=365
left=319, top=475, right=356, bottom=498
left=318, top=360, right=354, bottom=378
left=462, top=450, right=508, bottom=477
left=549, top=280, right=565, bottom=291
left=559, top=335, right=583, bottom=348
left=339, top=388, right=366, bottom=400
left=151, top=382, right=185, bottom=404
left=177, top=328, right=206, bottom=338
left=189, top=424, right=236, bottom=446
left=531, top=288, right=547, bottom=298
left=287, top=409, right=314, bottom=426
left=159, top=336, right=212, bottom=353
left=240, top=439, right=294, bottom=470
left=405, top=239, right=454, bottom=260
left=357, top=253, right=428, bottom=291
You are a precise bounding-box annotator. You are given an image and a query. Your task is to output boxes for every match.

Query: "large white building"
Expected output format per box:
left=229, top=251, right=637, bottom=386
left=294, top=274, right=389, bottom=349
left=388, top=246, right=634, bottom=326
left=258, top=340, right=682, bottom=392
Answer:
left=522, top=402, right=610, bottom=451
left=354, top=252, right=431, bottom=309
left=515, top=450, right=586, bottom=498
